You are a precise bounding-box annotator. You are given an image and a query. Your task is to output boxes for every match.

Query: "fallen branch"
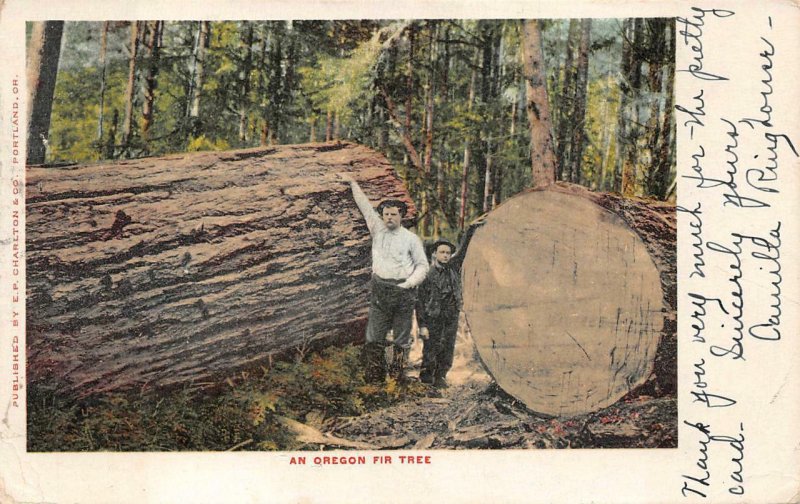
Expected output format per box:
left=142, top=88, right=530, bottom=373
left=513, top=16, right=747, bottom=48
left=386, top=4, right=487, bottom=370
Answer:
left=226, top=438, right=254, bottom=451
left=277, top=416, right=378, bottom=450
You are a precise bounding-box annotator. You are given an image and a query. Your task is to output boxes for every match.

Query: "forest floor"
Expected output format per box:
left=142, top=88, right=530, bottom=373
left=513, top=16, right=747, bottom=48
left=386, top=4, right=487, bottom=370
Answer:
left=321, top=317, right=677, bottom=450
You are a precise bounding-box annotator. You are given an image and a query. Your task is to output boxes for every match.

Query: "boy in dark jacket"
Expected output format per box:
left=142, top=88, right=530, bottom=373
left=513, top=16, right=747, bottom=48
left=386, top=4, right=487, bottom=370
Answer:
left=416, top=222, right=482, bottom=388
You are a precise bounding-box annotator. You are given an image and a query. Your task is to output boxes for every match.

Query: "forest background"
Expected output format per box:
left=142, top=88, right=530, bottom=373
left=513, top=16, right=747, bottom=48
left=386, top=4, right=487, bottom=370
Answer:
left=36, top=18, right=675, bottom=242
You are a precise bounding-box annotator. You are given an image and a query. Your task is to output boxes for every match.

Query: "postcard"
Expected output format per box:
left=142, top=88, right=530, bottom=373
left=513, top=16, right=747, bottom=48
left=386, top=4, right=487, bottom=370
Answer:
left=0, top=1, right=797, bottom=503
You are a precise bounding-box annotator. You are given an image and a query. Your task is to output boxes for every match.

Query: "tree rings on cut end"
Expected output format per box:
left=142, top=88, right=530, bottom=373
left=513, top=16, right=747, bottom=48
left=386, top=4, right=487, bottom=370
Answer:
left=462, top=190, right=664, bottom=417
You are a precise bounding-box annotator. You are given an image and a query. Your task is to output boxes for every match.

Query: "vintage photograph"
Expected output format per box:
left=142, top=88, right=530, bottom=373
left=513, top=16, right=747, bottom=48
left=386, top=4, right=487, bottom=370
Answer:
left=25, top=18, right=677, bottom=452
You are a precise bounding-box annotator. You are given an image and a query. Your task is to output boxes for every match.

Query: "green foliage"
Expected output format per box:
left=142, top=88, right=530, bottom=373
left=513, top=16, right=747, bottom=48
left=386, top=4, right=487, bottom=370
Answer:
left=49, top=61, right=126, bottom=162
left=186, top=135, right=230, bottom=152
left=27, top=344, right=425, bottom=452
left=301, top=23, right=405, bottom=120
left=583, top=75, right=621, bottom=190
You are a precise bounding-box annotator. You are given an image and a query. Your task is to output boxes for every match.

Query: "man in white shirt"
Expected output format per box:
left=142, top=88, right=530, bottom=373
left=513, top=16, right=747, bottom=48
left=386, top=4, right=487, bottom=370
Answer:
left=340, top=174, right=429, bottom=384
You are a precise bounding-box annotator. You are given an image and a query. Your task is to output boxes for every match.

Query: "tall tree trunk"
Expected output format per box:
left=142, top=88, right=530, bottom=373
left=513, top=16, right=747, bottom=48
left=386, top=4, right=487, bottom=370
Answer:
left=509, top=66, right=518, bottom=138
left=644, top=19, right=665, bottom=196
left=484, top=25, right=505, bottom=211
left=26, top=21, right=64, bottom=165
left=459, top=48, right=479, bottom=230
left=614, top=19, right=633, bottom=193
left=325, top=109, right=332, bottom=142
left=238, top=22, right=255, bottom=145
left=474, top=21, right=495, bottom=217
left=596, top=76, right=614, bottom=191
left=405, top=23, right=416, bottom=176
left=266, top=30, right=284, bottom=144
left=122, top=21, right=141, bottom=150
left=282, top=26, right=298, bottom=144
left=104, top=109, right=119, bottom=159
left=569, top=19, right=591, bottom=185
left=379, top=43, right=398, bottom=153
left=333, top=111, right=340, bottom=141
left=555, top=19, right=578, bottom=180
left=421, top=23, right=437, bottom=237
left=141, top=21, right=163, bottom=144
left=482, top=142, right=494, bottom=212
left=521, top=19, right=557, bottom=189
left=435, top=157, right=446, bottom=236
left=441, top=25, right=451, bottom=98
left=97, top=21, right=109, bottom=148
left=435, top=27, right=450, bottom=229
left=655, top=20, right=676, bottom=200
left=257, top=24, right=269, bottom=146
left=621, top=19, right=644, bottom=197
left=189, top=21, right=210, bottom=135
left=260, top=121, right=269, bottom=146
left=365, top=99, right=375, bottom=149
left=493, top=160, right=503, bottom=207
left=378, top=104, right=388, bottom=150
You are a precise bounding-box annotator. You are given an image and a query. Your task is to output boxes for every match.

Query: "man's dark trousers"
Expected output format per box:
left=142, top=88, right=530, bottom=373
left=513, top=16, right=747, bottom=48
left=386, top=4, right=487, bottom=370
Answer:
left=420, top=312, right=459, bottom=384
left=364, top=275, right=416, bottom=382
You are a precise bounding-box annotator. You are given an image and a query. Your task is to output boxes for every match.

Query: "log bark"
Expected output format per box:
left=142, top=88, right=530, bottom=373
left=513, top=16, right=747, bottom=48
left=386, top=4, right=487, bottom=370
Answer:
left=462, top=182, right=675, bottom=417
left=26, top=142, right=415, bottom=397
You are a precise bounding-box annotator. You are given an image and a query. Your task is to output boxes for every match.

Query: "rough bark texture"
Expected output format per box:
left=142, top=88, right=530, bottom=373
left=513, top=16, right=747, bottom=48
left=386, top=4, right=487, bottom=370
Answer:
left=462, top=183, right=675, bottom=417
left=521, top=19, right=557, bottom=189
left=27, top=142, right=415, bottom=398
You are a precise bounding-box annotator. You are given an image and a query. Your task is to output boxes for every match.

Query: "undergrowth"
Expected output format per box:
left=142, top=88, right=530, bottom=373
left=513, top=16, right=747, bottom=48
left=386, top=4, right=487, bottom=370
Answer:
left=27, top=344, right=426, bottom=452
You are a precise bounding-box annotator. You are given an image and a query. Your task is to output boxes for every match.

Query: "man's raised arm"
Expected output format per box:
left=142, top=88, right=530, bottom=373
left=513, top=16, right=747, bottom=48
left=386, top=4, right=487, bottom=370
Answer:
left=450, top=217, right=486, bottom=271
left=339, top=173, right=381, bottom=234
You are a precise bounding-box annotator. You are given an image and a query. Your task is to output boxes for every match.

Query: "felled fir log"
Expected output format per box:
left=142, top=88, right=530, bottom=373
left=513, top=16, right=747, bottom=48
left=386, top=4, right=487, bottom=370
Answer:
left=462, top=183, right=675, bottom=417
left=26, top=142, right=413, bottom=397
